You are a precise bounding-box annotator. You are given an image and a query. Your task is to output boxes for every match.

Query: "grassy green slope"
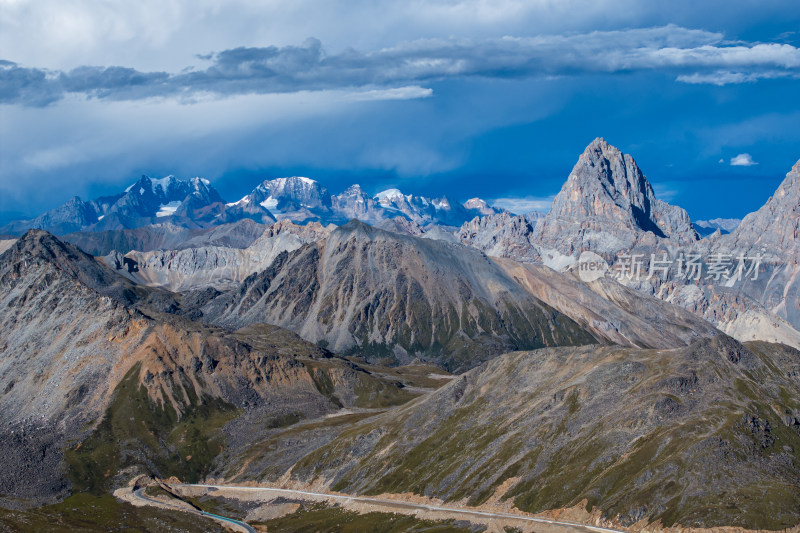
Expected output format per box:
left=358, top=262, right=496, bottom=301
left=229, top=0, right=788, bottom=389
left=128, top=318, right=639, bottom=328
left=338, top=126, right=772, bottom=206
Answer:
left=284, top=336, right=800, bottom=529
left=65, top=364, right=239, bottom=494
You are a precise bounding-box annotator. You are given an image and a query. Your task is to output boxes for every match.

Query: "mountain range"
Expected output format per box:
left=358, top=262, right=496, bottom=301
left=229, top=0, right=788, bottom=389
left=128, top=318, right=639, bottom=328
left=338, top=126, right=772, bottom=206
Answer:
left=1, top=138, right=799, bottom=531
left=1, top=174, right=505, bottom=236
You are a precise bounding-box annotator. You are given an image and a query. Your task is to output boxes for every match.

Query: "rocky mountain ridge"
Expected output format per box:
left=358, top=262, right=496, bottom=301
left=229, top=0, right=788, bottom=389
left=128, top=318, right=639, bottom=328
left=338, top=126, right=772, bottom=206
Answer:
left=0, top=229, right=413, bottom=506
left=104, top=220, right=333, bottom=291
left=278, top=335, right=800, bottom=529
left=196, top=220, right=598, bottom=371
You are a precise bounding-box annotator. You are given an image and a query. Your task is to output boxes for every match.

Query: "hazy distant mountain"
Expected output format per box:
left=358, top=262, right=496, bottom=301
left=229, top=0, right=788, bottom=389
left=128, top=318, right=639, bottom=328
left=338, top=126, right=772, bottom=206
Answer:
left=0, top=196, right=103, bottom=235
left=228, top=176, right=332, bottom=223
left=0, top=175, right=263, bottom=235
left=62, top=218, right=270, bottom=256
left=463, top=197, right=500, bottom=216
left=523, top=209, right=547, bottom=227
left=373, top=188, right=500, bottom=226
left=693, top=218, right=741, bottom=237
left=1, top=172, right=504, bottom=238
left=331, top=184, right=385, bottom=223
left=225, top=177, right=504, bottom=227
left=93, top=175, right=229, bottom=230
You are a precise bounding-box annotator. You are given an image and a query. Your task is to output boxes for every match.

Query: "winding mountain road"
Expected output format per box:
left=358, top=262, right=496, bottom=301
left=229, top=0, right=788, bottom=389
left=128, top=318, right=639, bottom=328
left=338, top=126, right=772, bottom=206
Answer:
left=132, top=487, right=255, bottom=533
left=176, top=483, right=626, bottom=533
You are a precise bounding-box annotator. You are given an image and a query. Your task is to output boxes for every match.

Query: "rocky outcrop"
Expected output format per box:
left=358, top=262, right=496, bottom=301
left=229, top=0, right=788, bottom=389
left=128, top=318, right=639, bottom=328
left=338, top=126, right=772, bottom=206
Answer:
left=720, top=159, right=800, bottom=258
left=458, top=212, right=540, bottom=263
left=534, top=138, right=698, bottom=257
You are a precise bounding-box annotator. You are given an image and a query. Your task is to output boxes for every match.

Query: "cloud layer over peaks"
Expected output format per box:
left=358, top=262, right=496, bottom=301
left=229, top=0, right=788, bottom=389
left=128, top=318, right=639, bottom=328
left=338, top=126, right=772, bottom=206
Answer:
left=2, top=25, right=799, bottom=107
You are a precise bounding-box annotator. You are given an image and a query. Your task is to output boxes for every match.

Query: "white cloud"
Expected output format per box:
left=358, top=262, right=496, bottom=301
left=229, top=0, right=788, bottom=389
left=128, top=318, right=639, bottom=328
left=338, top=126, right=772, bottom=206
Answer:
left=5, top=25, right=800, bottom=106
left=491, top=195, right=554, bottom=214
left=730, top=153, right=758, bottom=166
left=677, top=69, right=800, bottom=85
left=0, top=1, right=747, bottom=71
left=342, top=86, right=434, bottom=101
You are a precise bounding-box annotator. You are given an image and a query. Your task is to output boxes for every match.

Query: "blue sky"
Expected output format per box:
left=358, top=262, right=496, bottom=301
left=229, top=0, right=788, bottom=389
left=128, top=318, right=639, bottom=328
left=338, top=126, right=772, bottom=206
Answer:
left=1, top=0, right=799, bottom=222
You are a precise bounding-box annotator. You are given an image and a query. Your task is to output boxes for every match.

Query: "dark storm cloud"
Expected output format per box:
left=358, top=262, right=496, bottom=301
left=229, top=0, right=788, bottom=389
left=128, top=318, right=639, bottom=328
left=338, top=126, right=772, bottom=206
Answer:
left=2, top=26, right=799, bottom=107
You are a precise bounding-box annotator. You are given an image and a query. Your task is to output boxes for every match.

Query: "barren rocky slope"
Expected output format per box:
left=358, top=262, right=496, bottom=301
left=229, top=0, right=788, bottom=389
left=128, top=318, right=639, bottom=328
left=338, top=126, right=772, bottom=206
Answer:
left=705, top=159, right=800, bottom=333
left=283, top=335, right=800, bottom=530
left=0, top=230, right=410, bottom=506
left=199, top=220, right=598, bottom=371
left=496, top=258, right=718, bottom=348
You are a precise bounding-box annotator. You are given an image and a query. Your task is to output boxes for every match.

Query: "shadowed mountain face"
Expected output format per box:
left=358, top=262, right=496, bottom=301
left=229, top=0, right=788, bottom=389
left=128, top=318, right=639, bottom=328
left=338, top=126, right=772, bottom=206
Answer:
left=198, top=220, right=598, bottom=371
left=0, top=230, right=411, bottom=506
left=283, top=335, right=800, bottom=530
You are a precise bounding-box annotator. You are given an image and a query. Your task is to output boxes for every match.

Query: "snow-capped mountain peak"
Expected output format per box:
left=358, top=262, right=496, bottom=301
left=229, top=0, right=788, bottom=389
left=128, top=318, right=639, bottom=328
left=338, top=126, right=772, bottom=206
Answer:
left=374, top=188, right=406, bottom=202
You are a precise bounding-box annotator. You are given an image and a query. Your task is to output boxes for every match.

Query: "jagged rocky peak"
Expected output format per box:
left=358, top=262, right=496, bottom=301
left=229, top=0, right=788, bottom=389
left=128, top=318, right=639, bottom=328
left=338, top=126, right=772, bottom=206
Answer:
left=254, top=176, right=332, bottom=210
left=8, top=228, right=74, bottom=259
left=534, top=138, right=698, bottom=255
left=108, top=174, right=224, bottom=220
left=125, top=174, right=210, bottom=199
left=722, top=158, right=800, bottom=256
left=261, top=218, right=333, bottom=240
left=331, top=184, right=382, bottom=221
left=374, top=188, right=406, bottom=203
left=556, top=138, right=664, bottom=233
left=462, top=197, right=502, bottom=216
left=458, top=212, right=540, bottom=263
left=5, top=229, right=139, bottom=304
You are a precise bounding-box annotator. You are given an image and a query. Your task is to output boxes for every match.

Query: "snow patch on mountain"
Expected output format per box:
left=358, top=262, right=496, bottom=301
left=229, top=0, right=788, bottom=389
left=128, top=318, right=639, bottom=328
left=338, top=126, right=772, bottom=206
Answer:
left=156, top=201, right=181, bottom=217
left=375, top=189, right=406, bottom=202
